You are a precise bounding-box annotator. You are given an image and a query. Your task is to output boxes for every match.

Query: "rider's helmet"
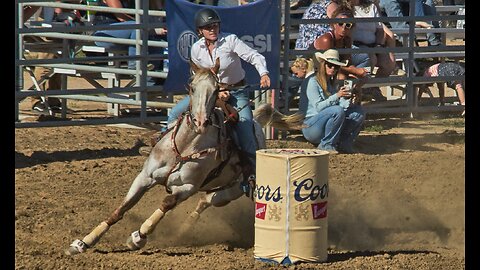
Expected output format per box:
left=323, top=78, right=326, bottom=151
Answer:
left=194, top=8, right=221, bottom=29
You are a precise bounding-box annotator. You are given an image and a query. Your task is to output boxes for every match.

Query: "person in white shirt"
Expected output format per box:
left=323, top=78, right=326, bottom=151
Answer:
left=350, top=0, right=396, bottom=77
left=167, top=8, right=271, bottom=193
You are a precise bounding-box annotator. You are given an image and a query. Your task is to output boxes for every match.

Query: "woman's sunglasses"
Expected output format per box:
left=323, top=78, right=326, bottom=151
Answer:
left=337, top=22, right=353, bottom=29
left=325, top=62, right=340, bottom=69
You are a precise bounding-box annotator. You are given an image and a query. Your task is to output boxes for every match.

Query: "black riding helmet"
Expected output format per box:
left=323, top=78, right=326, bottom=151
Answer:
left=194, top=8, right=221, bottom=29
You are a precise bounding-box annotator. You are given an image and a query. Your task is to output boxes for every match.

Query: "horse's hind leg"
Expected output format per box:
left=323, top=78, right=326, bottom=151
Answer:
left=126, top=183, right=198, bottom=250
left=65, top=170, right=157, bottom=255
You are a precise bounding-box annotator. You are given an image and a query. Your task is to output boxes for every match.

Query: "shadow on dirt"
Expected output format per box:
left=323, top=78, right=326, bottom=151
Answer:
left=15, top=140, right=145, bottom=169
left=284, top=131, right=464, bottom=155
left=327, top=250, right=437, bottom=263
left=328, top=187, right=452, bottom=252
left=355, top=132, right=464, bottom=154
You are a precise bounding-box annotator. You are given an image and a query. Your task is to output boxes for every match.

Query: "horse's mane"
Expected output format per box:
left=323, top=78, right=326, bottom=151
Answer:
left=190, top=68, right=214, bottom=85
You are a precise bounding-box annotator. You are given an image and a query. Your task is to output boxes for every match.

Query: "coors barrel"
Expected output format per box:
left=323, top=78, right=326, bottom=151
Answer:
left=254, top=149, right=329, bottom=264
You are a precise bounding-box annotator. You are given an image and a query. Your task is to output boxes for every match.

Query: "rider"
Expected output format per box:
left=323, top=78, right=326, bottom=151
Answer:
left=168, top=8, right=271, bottom=195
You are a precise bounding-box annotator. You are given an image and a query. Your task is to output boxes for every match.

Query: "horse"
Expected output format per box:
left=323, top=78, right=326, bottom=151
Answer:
left=65, top=59, right=305, bottom=255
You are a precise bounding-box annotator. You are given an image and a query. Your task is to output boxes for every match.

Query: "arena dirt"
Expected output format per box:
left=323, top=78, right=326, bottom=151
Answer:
left=15, top=113, right=465, bottom=269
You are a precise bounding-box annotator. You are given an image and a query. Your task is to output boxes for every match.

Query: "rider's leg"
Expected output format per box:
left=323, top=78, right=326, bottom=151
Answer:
left=167, top=96, right=191, bottom=125
left=228, top=87, right=257, bottom=191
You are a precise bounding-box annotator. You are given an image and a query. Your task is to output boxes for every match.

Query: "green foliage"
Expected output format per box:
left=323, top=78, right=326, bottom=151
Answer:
left=363, top=124, right=384, bottom=133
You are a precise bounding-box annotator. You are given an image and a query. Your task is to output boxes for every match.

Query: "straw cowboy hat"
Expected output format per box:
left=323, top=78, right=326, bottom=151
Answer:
left=314, top=49, right=348, bottom=67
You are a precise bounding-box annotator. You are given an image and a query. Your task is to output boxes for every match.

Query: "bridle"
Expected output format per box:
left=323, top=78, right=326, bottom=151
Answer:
left=186, top=68, right=222, bottom=130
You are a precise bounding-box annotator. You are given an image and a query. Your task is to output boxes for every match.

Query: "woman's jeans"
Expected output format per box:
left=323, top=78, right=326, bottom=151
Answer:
left=351, top=45, right=371, bottom=68
left=338, top=104, right=365, bottom=152
left=379, top=0, right=440, bottom=45
left=302, top=104, right=365, bottom=151
left=93, top=21, right=164, bottom=86
left=302, top=106, right=346, bottom=150
left=168, top=87, right=258, bottom=168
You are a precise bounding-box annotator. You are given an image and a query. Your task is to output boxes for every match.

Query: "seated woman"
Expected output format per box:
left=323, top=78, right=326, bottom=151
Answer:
left=312, top=4, right=370, bottom=80
left=298, top=49, right=365, bottom=154
left=350, top=0, right=396, bottom=77
left=295, top=0, right=340, bottom=50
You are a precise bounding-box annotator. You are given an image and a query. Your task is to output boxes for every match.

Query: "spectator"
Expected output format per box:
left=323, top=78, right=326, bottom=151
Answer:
left=92, top=0, right=167, bottom=86
left=23, top=4, right=68, bottom=113
left=379, top=0, right=442, bottom=46
left=299, top=49, right=365, bottom=154
left=295, top=0, right=340, bottom=50
left=291, top=57, right=315, bottom=79
left=291, top=0, right=313, bottom=10
left=167, top=8, right=271, bottom=192
left=349, top=0, right=396, bottom=77
left=312, top=4, right=370, bottom=80
left=288, top=57, right=315, bottom=106
left=418, top=62, right=465, bottom=115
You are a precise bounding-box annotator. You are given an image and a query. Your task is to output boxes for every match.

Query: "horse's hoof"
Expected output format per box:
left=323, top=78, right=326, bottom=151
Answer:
left=65, top=239, right=87, bottom=255
left=126, top=230, right=147, bottom=250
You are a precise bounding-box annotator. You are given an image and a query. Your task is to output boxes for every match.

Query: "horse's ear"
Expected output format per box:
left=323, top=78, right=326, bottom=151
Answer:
left=190, top=60, right=200, bottom=75
left=212, top=57, right=220, bottom=74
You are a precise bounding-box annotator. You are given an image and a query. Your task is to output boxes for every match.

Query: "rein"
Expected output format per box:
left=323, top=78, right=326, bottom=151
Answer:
left=162, top=107, right=228, bottom=193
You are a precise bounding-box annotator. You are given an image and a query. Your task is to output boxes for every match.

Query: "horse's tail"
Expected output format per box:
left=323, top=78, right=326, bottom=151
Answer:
left=253, top=103, right=305, bottom=130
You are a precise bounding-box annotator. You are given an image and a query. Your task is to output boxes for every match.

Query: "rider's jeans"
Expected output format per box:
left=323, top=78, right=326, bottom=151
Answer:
left=167, top=87, right=257, bottom=168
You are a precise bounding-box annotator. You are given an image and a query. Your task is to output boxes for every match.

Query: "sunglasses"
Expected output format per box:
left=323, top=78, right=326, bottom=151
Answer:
left=337, top=22, right=354, bottom=29
left=201, top=23, right=219, bottom=31
left=325, top=62, right=340, bottom=69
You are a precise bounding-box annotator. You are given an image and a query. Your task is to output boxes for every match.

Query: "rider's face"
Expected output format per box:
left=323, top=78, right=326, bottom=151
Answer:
left=200, top=23, right=219, bottom=41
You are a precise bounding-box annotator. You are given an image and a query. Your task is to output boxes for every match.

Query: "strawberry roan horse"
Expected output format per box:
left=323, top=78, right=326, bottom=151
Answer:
left=65, top=60, right=305, bottom=255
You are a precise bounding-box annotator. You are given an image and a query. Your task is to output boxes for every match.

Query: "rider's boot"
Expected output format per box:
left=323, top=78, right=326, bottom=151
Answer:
left=239, top=153, right=256, bottom=198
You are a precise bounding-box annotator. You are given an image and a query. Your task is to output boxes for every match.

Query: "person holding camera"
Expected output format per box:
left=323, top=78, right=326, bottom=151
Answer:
left=298, top=49, right=365, bottom=154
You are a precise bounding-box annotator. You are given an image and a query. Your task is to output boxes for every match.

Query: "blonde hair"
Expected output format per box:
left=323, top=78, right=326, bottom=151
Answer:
left=291, top=58, right=314, bottom=77
left=312, top=57, right=332, bottom=97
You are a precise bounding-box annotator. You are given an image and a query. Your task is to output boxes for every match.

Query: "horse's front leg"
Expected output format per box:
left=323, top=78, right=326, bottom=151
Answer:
left=65, top=169, right=158, bottom=255
left=126, top=180, right=198, bottom=250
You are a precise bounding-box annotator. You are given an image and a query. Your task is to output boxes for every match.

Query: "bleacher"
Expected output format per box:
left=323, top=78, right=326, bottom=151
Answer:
left=280, top=3, right=465, bottom=116
left=18, top=2, right=171, bottom=125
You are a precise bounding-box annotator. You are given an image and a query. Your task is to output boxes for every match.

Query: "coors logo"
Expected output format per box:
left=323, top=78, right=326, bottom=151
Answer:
left=311, top=202, right=328, bottom=219
left=255, top=202, right=267, bottom=220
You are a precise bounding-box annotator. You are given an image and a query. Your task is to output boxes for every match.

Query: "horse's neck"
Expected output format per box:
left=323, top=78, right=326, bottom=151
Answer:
left=174, top=115, right=220, bottom=154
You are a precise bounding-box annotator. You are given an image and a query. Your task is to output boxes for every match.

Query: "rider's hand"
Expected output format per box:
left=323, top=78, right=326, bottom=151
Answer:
left=260, top=74, right=271, bottom=88
left=218, top=90, right=230, bottom=101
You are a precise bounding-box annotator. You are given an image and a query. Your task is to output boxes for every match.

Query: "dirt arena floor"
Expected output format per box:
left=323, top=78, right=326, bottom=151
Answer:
left=15, top=32, right=466, bottom=268
left=15, top=106, right=465, bottom=269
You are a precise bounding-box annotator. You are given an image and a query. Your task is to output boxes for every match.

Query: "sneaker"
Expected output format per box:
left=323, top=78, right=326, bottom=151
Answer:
left=371, top=87, right=387, bottom=101
left=50, top=104, right=62, bottom=112
left=32, top=101, right=48, bottom=113
left=319, top=146, right=338, bottom=155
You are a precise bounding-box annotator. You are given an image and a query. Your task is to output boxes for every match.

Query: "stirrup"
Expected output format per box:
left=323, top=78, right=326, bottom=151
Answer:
left=241, top=174, right=256, bottom=198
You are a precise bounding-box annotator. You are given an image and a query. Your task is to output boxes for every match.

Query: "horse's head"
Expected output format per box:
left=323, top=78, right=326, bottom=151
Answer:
left=188, top=58, right=220, bottom=134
